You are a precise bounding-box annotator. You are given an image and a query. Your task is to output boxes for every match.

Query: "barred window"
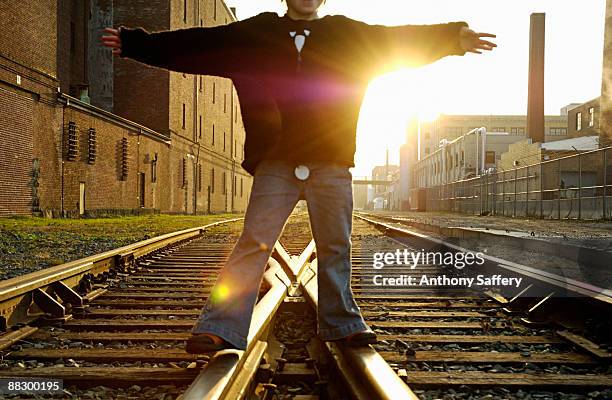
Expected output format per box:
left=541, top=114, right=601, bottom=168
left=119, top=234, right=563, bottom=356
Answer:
left=87, top=127, right=96, bottom=164
left=121, top=138, right=129, bottom=180
left=66, top=121, right=77, bottom=161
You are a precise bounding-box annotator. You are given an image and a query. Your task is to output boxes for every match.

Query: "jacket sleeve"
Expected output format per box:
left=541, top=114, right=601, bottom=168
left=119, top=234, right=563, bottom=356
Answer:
left=342, top=17, right=469, bottom=77
left=118, top=14, right=267, bottom=77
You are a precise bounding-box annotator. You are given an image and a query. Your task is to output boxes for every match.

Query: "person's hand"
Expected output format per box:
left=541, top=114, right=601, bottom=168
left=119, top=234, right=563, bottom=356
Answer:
left=101, top=27, right=122, bottom=56
left=459, top=26, right=496, bottom=54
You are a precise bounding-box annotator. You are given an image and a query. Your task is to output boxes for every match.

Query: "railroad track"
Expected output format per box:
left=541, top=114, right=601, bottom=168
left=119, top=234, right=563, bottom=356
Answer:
left=0, top=213, right=610, bottom=399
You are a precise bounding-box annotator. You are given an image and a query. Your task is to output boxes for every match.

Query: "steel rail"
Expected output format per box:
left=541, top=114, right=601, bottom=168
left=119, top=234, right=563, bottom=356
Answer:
left=0, top=218, right=244, bottom=330
left=355, top=214, right=612, bottom=304
left=300, top=258, right=420, bottom=400
left=181, top=240, right=314, bottom=400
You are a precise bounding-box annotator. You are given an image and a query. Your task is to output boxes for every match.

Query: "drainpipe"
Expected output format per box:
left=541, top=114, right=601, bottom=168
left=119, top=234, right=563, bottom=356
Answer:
left=61, top=97, right=67, bottom=217
left=192, top=0, right=200, bottom=215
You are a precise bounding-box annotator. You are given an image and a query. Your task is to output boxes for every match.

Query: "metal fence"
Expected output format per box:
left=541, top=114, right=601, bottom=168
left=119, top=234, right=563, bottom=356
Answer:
left=425, top=146, right=612, bottom=220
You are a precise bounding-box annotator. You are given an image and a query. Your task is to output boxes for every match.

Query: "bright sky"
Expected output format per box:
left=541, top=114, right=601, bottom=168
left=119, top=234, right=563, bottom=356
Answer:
left=226, top=0, right=606, bottom=177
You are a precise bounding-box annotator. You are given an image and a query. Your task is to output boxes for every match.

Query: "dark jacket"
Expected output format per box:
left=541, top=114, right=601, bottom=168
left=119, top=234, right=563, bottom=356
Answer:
left=119, top=12, right=468, bottom=175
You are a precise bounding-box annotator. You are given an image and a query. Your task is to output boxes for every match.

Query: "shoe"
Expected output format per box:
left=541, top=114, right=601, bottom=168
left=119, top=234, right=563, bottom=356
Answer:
left=185, top=334, right=235, bottom=354
left=340, top=329, right=378, bottom=347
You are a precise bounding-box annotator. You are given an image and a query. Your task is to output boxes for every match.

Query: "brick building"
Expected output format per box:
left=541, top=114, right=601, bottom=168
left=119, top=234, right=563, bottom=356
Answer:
left=568, top=97, right=601, bottom=139
left=0, top=0, right=252, bottom=217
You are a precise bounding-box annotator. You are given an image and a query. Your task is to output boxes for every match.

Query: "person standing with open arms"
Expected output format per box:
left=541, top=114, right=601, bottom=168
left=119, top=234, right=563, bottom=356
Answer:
left=102, top=0, right=496, bottom=353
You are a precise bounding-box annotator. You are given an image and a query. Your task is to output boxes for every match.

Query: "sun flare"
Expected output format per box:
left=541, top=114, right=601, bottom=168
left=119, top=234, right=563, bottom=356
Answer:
left=355, top=68, right=441, bottom=176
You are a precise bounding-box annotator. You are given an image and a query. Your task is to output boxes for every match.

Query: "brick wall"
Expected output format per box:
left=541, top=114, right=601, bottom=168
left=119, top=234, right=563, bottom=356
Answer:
left=0, top=0, right=57, bottom=78
left=113, top=0, right=171, bottom=134
left=0, top=0, right=252, bottom=217
left=32, top=100, right=63, bottom=214
left=568, top=98, right=601, bottom=138
left=0, top=87, right=35, bottom=216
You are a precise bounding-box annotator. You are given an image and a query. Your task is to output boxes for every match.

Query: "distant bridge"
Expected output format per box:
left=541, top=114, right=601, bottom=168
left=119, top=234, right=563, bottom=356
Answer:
left=352, top=179, right=394, bottom=186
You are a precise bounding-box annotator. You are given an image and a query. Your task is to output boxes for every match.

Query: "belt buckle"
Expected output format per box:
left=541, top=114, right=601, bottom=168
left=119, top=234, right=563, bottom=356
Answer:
left=294, top=165, right=310, bottom=181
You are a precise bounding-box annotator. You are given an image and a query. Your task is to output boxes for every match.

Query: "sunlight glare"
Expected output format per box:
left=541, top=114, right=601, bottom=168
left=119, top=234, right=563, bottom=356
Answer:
left=355, top=68, right=440, bottom=174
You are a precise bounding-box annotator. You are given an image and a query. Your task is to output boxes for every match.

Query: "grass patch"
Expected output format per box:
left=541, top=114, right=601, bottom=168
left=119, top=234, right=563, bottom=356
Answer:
left=0, top=214, right=242, bottom=280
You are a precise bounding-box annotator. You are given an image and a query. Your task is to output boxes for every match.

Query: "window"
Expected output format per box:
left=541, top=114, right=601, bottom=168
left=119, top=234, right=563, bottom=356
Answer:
left=199, top=76, right=203, bottom=92
left=576, top=112, right=582, bottom=131
left=87, top=128, right=96, bottom=164
left=222, top=172, right=227, bottom=194
left=485, top=151, right=495, bottom=164
left=240, top=177, right=243, bottom=197
left=461, top=150, right=464, bottom=166
left=223, top=132, right=226, bottom=151
left=235, top=105, right=238, bottom=122
left=66, top=121, right=77, bottom=161
left=589, top=107, right=594, bottom=127
left=182, top=103, right=186, bottom=129
left=518, top=128, right=525, bottom=134
left=183, top=0, right=187, bottom=23
left=198, top=164, right=202, bottom=192
left=121, top=138, right=129, bottom=180
left=491, top=127, right=505, bottom=132
left=234, top=140, right=237, bottom=157
left=199, top=115, right=202, bottom=138
left=224, top=93, right=227, bottom=113
left=212, top=124, right=215, bottom=145
left=454, top=153, right=458, bottom=167
left=549, top=127, right=567, bottom=136
left=211, top=168, right=215, bottom=193
left=181, top=158, right=187, bottom=188
left=214, top=0, right=217, bottom=20
left=212, top=82, right=216, bottom=103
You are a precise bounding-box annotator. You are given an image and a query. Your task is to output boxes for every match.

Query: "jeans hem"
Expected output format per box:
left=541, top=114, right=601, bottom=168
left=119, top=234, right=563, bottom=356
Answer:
left=318, top=320, right=370, bottom=341
left=192, top=321, right=248, bottom=350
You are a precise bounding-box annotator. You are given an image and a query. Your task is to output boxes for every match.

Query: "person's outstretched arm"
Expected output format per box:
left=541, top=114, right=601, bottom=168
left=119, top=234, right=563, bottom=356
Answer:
left=101, top=14, right=270, bottom=77
left=341, top=18, right=496, bottom=76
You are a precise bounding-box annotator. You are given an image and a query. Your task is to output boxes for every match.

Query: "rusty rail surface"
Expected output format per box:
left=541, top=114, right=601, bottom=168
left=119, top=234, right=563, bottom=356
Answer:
left=300, top=256, right=420, bottom=400
left=0, top=218, right=243, bottom=337
left=181, top=241, right=315, bottom=400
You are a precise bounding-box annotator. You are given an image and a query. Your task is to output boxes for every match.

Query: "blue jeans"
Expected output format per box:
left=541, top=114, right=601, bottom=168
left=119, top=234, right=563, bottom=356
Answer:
left=192, top=160, right=370, bottom=350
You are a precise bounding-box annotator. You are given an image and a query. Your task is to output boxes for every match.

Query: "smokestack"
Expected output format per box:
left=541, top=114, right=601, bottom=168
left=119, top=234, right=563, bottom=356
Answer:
left=526, top=13, right=546, bottom=143
left=600, top=0, right=612, bottom=147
